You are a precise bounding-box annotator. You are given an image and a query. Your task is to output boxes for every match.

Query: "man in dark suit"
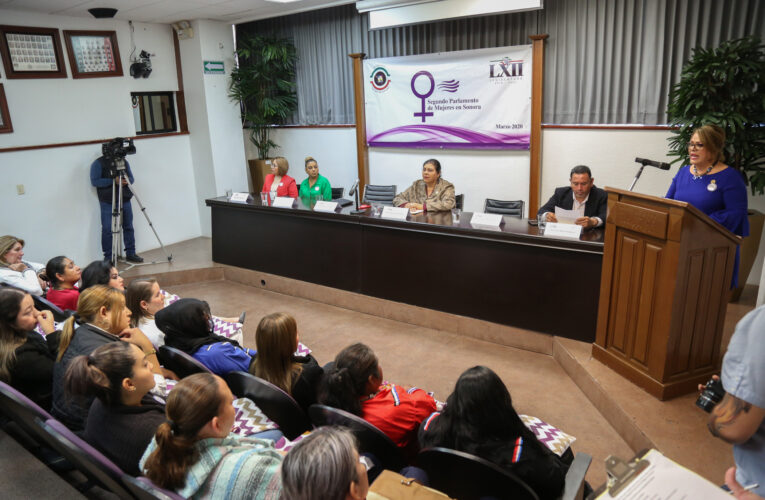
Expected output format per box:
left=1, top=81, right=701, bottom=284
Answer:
left=537, top=165, right=607, bottom=229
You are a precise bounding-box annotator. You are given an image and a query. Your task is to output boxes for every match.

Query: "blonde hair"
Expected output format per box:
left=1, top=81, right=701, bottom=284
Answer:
left=693, top=124, right=726, bottom=165
left=273, top=157, right=289, bottom=176
left=58, top=285, right=126, bottom=361
left=0, top=235, right=24, bottom=268
left=250, top=312, right=302, bottom=394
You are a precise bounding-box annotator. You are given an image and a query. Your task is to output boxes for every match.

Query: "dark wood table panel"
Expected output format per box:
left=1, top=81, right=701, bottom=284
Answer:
left=206, top=197, right=604, bottom=342
left=362, top=223, right=602, bottom=341
left=210, top=203, right=363, bottom=292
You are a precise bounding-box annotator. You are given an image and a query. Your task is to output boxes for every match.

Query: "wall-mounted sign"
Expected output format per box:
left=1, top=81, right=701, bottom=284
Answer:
left=203, top=60, right=224, bottom=74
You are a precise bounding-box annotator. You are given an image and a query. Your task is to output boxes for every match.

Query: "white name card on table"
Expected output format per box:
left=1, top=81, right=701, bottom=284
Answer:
left=313, top=200, right=338, bottom=213
left=228, top=192, right=252, bottom=203
left=544, top=222, right=582, bottom=239
left=470, top=212, right=503, bottom=227
left=272, top=197, right=295, bottom=208
left=381, top=206, right=409, bottom=221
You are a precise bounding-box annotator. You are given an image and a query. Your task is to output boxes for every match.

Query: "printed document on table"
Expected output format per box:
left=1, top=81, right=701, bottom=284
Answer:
left=595, top=449, right=730, bottom=500
left=554, top=206, right=584, bottom=224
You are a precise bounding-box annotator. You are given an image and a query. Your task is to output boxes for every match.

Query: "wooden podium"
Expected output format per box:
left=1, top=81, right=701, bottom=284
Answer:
left=592, top=187, right=741, bottom=400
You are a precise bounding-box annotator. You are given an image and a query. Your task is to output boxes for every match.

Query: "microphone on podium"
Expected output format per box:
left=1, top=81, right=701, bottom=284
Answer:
left=628, top=157, right=672, bottom=191
left=635, top=157, right=671, bottom=170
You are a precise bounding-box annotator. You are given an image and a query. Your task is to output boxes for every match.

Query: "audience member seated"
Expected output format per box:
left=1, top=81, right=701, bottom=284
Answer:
left=393, top=159, right=456, bottom=212
left=319, top=342, right=437, bottom=451
left=156, top=298, right=255, bottom=375
left=126, top=279, right=243, bottom=350
left=140, top=372, right=283, bottom=499
left=262, top=156, right=298, bottom=199
left=79, top=260, right=125, bottom=292
left=64, top=342, right=165, bottom=475
left=126, top=278, right=166, bottom=348
left=537, top=164, right=607, bottom=229
left=249, top=312, right=323, bottom=413
left=281, top=426, right=369, bottom=500
left=298, top=156, right=332, bottom=202
left=0, top=235, right=47, bottom=296
left=419, top=365, right=569, bottom=500
left=44, top=256, right=82, bottom=311
left=52, top=285, right=162, bottom=431
left=0, top=288, right=58, bottom=410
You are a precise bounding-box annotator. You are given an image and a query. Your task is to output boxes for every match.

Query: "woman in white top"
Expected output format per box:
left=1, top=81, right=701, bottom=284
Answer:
left=0, top=235, right=47, bottom=296
left=126, top=278, right=244, bottom=349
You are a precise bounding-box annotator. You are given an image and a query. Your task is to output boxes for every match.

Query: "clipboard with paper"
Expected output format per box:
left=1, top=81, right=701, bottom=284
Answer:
left=588, top=449, right=731, bottom=500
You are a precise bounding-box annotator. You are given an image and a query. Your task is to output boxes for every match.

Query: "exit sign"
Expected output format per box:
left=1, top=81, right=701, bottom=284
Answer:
left=203, top=60, right=224, bottom=74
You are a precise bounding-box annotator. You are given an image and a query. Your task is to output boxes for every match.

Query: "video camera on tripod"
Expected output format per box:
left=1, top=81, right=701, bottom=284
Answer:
left=101, top=137, right=136, bottom=178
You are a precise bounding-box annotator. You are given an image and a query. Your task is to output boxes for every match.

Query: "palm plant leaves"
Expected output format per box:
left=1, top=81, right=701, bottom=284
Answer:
left=229, top=33, right=298, bottom=159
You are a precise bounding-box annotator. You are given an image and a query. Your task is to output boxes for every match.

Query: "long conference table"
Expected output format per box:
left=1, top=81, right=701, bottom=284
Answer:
left=206, top=197, right=605, bottom=342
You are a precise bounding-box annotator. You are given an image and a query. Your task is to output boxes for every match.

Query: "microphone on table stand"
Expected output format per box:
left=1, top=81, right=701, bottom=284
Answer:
left=349, top=179, right=365, bottom=215
left=628, top=157, right=671, bottom=191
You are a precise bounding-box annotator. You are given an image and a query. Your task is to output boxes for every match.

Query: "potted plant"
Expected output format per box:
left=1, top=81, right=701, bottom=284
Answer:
left=229, top=32, right=298, bottom=193
left=667, top=35, right=765, bottom=300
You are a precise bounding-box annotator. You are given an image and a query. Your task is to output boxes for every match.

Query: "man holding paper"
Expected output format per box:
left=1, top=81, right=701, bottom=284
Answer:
left=537, top=165, right=607, bottom=229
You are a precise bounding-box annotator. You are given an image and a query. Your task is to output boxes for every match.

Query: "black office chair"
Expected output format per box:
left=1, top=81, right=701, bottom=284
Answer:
left=417, top=447, right=540, bottom=500
left=224, top=371, right=311, bottom=440
left=484, top=198, right=524, bottom=218
left=158, top=345, right=212, bottom=379
left=331, top=187, right=344, bottom=199
left=309, top=404, right=407, bottom=471
left=36, top=418, right=133, bottom=498
left=455, top=193, right=464, bottom=210
left=362, top=185, right=397, bottom=206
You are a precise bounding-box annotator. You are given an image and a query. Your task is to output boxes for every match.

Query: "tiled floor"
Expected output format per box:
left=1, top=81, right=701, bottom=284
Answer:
left=126, top=236, right=760, bottom=489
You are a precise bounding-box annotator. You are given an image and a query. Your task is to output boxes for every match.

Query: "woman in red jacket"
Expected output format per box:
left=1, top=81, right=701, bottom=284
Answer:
left=262, top=157, right=298, bottom=198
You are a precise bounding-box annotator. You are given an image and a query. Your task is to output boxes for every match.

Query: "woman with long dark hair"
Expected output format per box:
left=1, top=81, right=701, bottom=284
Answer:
left=140, top=373, right=282, bottom=498
left=79, top=260, right=124, bottom=292
left=156, top=298, right=254, bottom=375
left=44, top=256, right=81, bottom=311
left=319, top=342, right=436, bottom=451
left=419, top=366, right=568, bottom=500
left=249, top=312, right=322, bottom=412
left=64, top=341, right=165, bottom=475
left=0, top=288, right=58, bottom=410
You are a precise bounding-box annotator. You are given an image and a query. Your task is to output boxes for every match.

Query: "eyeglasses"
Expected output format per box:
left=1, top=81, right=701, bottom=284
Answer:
left=687, top=142, right=704, bottom=150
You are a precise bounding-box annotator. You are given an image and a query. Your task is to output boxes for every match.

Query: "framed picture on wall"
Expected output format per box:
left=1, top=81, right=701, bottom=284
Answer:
left=63, top=30, right=123, bottom=78
left=0, top=84, right=12, bottom=133
left=0, top=25, right=67, bottom=79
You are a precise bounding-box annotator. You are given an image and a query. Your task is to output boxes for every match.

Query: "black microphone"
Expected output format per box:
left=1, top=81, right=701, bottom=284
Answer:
left=635, top=157, right=670, bottom=170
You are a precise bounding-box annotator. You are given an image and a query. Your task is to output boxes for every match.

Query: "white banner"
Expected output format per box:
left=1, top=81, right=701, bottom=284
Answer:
left=364, top=45, right=532, bottom=150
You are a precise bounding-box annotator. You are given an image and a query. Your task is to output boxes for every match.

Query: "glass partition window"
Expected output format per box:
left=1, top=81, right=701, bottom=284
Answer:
left=131, top=92, right=177, bottom=134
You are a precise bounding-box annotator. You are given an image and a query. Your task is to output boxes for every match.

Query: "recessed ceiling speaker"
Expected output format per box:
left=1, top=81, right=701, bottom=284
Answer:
left=88, top=8, right=118, bottom=18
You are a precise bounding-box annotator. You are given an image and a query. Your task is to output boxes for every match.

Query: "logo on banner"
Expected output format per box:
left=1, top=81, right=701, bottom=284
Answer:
left=437, top=80, right=460, bottom=92
left=489, top=58, right=524, bottom=82
left=370, top=67, right=391, bottom=91
left=411, top=70, right=435, bottom=122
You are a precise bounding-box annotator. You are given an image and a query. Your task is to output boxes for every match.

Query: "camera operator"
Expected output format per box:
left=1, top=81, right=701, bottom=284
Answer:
left=90, top=152, right=143, bottom=263
left=705, top=305, right=765, bottom=496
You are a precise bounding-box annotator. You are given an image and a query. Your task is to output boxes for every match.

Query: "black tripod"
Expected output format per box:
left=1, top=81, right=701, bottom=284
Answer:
left=109, top=157, right=172, bottom=270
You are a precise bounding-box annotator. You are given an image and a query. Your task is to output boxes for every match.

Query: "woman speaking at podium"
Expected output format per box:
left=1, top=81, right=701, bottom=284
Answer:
left=665, top=124, right=749, bottom=287
left=393, top=158, right=455, bottom=212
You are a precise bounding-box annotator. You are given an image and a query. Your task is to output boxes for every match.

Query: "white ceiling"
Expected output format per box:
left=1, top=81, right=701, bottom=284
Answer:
left=0, top=0, right=356, bottom=25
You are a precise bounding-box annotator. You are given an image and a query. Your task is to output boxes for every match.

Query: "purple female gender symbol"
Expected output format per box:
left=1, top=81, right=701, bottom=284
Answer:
left=411, top=70, right=435, bottom=122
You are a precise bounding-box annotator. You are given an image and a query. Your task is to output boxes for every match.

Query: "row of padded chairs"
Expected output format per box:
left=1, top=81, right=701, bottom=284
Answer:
left=1, top=346, right=590, bottom=500
left=359, top=184, right=524, bottom=218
